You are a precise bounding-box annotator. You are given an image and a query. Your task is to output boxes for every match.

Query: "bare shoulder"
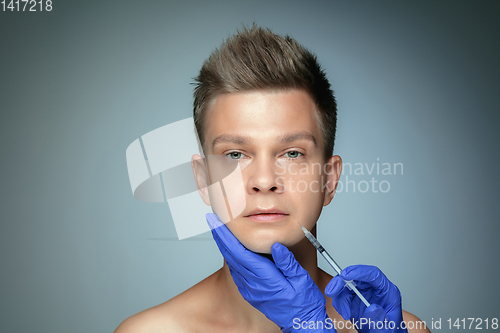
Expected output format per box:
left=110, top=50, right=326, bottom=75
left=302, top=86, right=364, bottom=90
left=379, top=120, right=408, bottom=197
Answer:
left=114, top=271, right=221, bottom=333
left=113, top=303, right=185, bottom=333
left=402, top=310, right=431, bottom=333
left=113, top=292, right=198, bottom=333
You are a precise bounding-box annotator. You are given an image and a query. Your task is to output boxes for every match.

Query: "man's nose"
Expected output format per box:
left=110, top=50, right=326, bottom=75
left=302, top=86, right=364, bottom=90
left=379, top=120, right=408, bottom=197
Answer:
left=246, top=157, right=283, bottom=194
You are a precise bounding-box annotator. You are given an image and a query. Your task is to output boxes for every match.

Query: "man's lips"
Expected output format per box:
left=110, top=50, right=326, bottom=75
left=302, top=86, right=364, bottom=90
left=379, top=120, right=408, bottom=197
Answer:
left=244, top=208, right=289, bottom=222
left=245, top=208, right=287, bottom=216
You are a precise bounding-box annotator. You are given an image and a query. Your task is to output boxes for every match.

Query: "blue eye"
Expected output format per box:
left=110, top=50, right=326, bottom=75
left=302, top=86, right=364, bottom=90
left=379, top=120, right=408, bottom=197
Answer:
left=284, top=151, right=303, bottom=158
left=227, top=152, right=244, bottom=159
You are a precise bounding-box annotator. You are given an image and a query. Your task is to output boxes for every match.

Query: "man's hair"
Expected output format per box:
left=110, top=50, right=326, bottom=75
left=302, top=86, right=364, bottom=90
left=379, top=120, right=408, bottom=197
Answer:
left=193, top=25, right=337, bottom=161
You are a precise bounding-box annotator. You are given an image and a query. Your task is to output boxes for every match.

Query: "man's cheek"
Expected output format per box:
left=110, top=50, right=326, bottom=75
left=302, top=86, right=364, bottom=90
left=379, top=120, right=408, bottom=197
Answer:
left=280, top=174, right=324, bottom=194
left=206, top=157, right=247, bottom=223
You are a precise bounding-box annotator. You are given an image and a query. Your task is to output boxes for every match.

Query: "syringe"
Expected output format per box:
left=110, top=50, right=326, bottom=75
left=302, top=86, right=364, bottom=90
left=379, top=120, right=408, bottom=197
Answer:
left=299, top=222, right=371, bottom=308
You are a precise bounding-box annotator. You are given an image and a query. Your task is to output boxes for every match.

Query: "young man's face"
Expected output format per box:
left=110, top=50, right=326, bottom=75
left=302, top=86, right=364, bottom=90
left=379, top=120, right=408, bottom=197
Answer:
left=193, top=89, right=342, bottom=253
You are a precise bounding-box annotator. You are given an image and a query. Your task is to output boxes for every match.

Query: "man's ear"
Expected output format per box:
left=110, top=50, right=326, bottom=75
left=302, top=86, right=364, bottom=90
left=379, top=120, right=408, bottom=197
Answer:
left=323, top=155, right=342, bottom=207
left=191, top=154, right=211, bottom=206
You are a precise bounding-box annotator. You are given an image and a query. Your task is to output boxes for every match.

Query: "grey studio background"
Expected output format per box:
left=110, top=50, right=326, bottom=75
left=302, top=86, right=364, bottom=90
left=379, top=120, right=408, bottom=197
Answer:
left=1, top=0, right=499, bottom=332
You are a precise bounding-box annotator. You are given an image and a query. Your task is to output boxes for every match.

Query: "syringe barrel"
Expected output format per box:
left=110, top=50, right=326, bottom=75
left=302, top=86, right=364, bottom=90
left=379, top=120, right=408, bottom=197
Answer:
left=304, top=232, right=322, bottom=249
left=303, top=229, right=343, bottom=275
left=302, top=226, right=371, bottom=308
left=319, top=248, right=343, bottom=276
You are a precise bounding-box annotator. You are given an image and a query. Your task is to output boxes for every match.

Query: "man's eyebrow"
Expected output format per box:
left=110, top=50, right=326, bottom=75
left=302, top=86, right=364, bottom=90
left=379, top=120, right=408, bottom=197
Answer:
left=212, top=131, right=316, bottom=148
left=278, top=131, right=317, bottom=146
left=212, top=134, right=252, bottom=148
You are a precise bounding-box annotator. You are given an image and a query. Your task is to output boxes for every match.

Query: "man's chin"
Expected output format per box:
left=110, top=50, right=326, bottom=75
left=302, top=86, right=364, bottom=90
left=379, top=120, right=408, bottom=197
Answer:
left=237, top=232, right=303, bottom=255
left=234, top=233, right=282, bottom=254
left=244, top=242, right=274, bottom=255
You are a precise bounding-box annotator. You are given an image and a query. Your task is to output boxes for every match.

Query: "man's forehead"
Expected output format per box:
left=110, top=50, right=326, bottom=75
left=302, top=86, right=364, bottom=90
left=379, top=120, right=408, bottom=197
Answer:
left=203, top=89, right=324, bottom=151
left=206, top=90, right=321, bottom=129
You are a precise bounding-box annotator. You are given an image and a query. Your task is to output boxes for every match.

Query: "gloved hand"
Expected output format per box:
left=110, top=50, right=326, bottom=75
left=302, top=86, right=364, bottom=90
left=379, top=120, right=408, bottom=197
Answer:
left=206, top=213, right=334, bottom=333
left=325, top=265, right=408, bottom=333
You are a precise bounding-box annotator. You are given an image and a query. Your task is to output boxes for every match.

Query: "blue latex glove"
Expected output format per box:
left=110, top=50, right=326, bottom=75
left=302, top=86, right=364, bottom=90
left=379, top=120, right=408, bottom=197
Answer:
left=206, top=213, right=334, bottom=333
left=325, top=265, right=408, bottom=333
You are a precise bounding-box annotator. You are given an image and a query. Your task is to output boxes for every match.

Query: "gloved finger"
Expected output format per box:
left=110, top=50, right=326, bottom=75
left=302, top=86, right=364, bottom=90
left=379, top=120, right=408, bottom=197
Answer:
left=324, top=274, right=346, bottom=297
left=229, top=262, right=287, bottom=306
left=206, top=214, right=245, bottom=268
left=325, top=276, right=353, bottom=320
left=206, top=213, right=259, bottom=267
left=340, top=265, right=387, bottom=290
left=227, top=264, right=254, bottom=300
left=227, top=259, right=275, bottom=294
left=271, top=243, right=310, bottom=286
left=359, top=304, right=390, bottom=333
left=362, top=304, right=387, bottom=321
left=206, top=212, right=225, bottom=229
left=206, top=213, right=281, bottom=280
left=341, top=265, right=403, bottom=323
left=210, top=222, right=267, bottom=279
